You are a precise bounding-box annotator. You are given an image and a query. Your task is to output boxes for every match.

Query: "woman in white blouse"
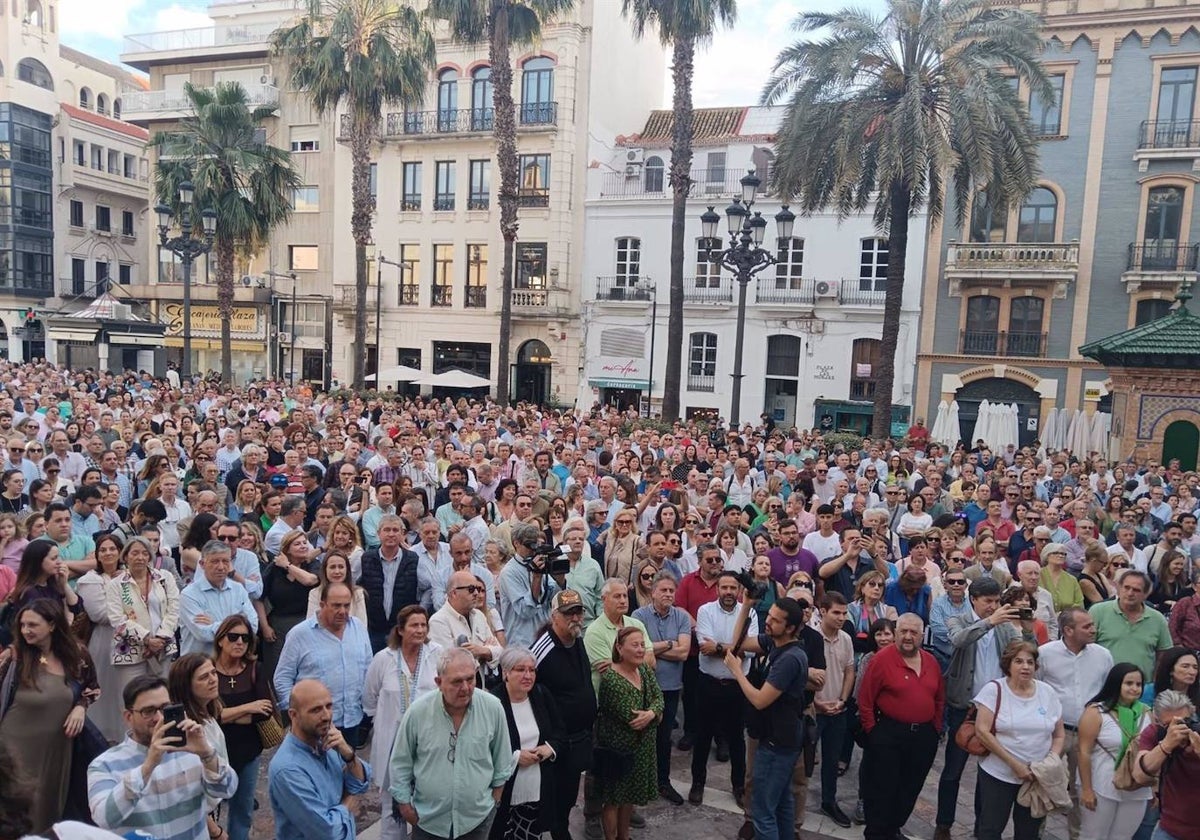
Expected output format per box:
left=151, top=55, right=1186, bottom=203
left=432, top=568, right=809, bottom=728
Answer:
left=362, top=605, right=441, bottom=840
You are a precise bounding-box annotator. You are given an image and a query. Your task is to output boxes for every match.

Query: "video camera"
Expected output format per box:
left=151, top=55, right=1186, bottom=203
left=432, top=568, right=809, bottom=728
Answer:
left=518, top=542, right=570, bottom=577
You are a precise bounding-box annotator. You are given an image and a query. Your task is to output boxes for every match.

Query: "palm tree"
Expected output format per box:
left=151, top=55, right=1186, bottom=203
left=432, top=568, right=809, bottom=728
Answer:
left=765, top=0, right=1050, bottom=437
left=427, top=0, right=575, bottom=405
left=621, top=0, right=736, bottom=422
left=273, top=0, right=436, bottom=390
left=152, top=82, right=300, bottom=382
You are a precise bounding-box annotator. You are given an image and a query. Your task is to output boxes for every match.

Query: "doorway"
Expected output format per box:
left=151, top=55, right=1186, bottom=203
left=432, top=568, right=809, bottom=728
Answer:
left=1163, top=420, right=1200, bottom=471
left=955, top=377, right=1041, bottom=449
left=514, top=339, right=552, bottom=405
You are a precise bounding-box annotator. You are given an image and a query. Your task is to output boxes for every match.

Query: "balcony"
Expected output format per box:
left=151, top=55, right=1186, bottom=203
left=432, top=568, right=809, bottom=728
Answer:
left=121, top=22, right=277, bottom=69
left=401, top=196, right=421, bottom=212
left=379, top=102, right=557, bottom=140
left=755, top=277, right=816, bottom=306
left=850, top=379, right=876, bottom=400
left=1135, top=120, right=1200, bottom=167
left=434, top=196, right=455, bottom=212
left=944, top=240, right=1079, bottom=295
left=399, top=285, right=419, bottom=306
left=431, top=284, right=453, bottom=307
left=464, top=286, right=487, bottom=308
left=594, top=276, right=651, bottom=302
left=59, top=277, right=110, bottom=298
left=838, top=284, right=887, bottom=306
left=959, top=329, right=1047, bottom=358
left=683, top=277, right=733, bottom=303
left=1122, top=241, right=1200, bottom=292
left=599, top=167, right=776, bottom=200
left=688, top=373, right=715, bottom=392
left=517, top=188, right=549, bottom=208
left=122, top=83, right=278, bottom=122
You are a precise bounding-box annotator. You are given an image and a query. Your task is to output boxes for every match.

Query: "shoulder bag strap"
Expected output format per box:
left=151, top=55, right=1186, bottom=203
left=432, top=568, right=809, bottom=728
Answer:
left=990, top=680, right=1002, bottom=735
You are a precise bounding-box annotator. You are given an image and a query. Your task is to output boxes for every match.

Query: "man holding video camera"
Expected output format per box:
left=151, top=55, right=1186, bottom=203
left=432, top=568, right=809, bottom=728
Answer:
left=498, top=522, right=561, bottom=647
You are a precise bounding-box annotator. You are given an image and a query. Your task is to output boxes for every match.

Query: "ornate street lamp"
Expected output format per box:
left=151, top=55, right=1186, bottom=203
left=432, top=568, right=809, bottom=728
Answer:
left=155, top=181, right=216, bottom=381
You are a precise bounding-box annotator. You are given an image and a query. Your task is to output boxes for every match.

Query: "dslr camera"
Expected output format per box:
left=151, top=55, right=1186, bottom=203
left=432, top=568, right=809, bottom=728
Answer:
left=732, top=568, right=769, bottom=601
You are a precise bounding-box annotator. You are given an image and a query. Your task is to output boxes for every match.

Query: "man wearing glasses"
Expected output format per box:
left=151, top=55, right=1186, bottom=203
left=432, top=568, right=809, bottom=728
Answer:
left=428, top=570, right=503, bottom=672
left=3, top=435, right=38, bottom=485
left=929, top=569, right=972, bottom=671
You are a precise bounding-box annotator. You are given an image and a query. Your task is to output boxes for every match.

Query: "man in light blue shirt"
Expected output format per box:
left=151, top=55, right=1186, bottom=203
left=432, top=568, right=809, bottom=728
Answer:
left=70, top=485, right=103, bottom=538
left=178, top=540, right=258, bottom=655
left=274, top=582, right=373, bottom=747
left=216, top=519, right=263, bottom=599
left=270, top=679, right=372, bottom=840
left=498, top=523, right=559, bottom=648
left=361, top=483, right=397, bottom=550
left=414, top=517, right=453, bottom=611
left=390, top=647, right=514, bottom=840
left=432, top=534, right=496, bottom=612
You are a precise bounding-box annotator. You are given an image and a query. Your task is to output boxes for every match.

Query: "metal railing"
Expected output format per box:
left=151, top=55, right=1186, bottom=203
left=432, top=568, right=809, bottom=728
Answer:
left=122, top=83, right=278, bottom=115
left=850, top=379, right=875, bottom=400
left=960, top=329, right=1047, bottom=358
left=467, top=196, right=489, bottom=210
left=433, top=196, right=455, bottom=212
left=755, top=277, right=816, bottom=305
left=464, top=286, right=487, bottom=308
left=1138, top=119, right=1200, bottom=150
left=401, top=196, right=421, bottom=212
left=599, top=167, right=777, bottom=200
left=398, top=285, right=419, bottom=306
left=123, top=22, right=278, bottom=53
left=839, top=284, right=887, bottom=305
left=59, top=276, right=109, bottom=298
left=688, top=373, right=715, bottom=392
left=1126, top=241, right=1200, bottom=272
left=519, top=102, right=557, bottom=125
left=430, top=284, right=453, bottom=307
left=1006, top=330, right=1046, bottom=357
left=595, top=276, right=651, bottom=302
left=517, top=188, right=549, bottom=208
left=683, top=277, right=733, bottom=303
left=381, top=102, right=557, bottom=137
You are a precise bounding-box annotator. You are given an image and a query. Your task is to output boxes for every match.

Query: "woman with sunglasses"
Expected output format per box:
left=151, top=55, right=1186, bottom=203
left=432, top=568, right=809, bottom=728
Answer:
left=847, top=570, right=898, bottom=655
left=213, top=615, right=276, bottom=840
left=1079, top=543, right=1117, bottom=608
left=601, top=511, right=643, bottom=589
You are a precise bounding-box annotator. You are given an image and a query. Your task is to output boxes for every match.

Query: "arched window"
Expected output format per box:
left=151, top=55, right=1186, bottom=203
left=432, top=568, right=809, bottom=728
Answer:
left=1136, top=298, right=1173, bottom=325
left=24, top=0, right=41, bottom=26
left=521, top=57, right=555, bottom=124
left=969, top=192, right=1007, bottom=242
left=96, top=93, right=109, bottom=116
left=1017, top=187, right=1057, bottom=243
left=16, top=58, right=52, bottom=90
left=850, top=339, right=881, bottom=400
left=1141, top=186, right=1185, bottom=269
left=964, top=295, right=1000, bottom=354
left=436, top=68, right=458, bottom=132
left=470, top=67, right=493, bottom=130
left=79, top=88, right=91, bottom=109
left=112, top=99, right=121, bottom=120
left=644, top=155, right=664, bottom=192
left=1007, top=296, right=1045, bottom=356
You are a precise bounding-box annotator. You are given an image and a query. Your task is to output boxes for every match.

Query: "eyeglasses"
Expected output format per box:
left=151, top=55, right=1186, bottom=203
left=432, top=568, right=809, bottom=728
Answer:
left=27, top=447, right=41, bottom=453
left=792, top=580, right=815, bottom=589
left=7, top=448, right=22, bottom=454
left=702, top=557, right=723, bottom=564
left=1110, top=561, right=1129, bottom=568
left=224, top=632, right=253, bottom=643
left=639, top=573, right=655, bottom=582
left=453, top=585, right=484, bottom=594
left=816, top=469, right=828, bottom=474
left=667, top=538, right=681, bottom=544
left=218, top=534, right=239, bottom=543
left=447, top=730, right=458, bottom=764
left=685, top=519, right=700, bottom=526
left=697, top=532, right=713, bottom=538
left=945, top=579, right=967, bottom=586
left=129, top=703, right=169, bottom=720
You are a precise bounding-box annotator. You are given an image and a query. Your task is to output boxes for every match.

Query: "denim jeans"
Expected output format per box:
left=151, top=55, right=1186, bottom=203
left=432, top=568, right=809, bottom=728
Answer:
left=1151, top=826, right=1181, bottom=840
left=815, top=709, right=848, bottom=807
left=227, top=755, right=260, bottom=840
left=1132, top=803, right=1160, bottom=840
left=751, top=744, right=802, bottom=840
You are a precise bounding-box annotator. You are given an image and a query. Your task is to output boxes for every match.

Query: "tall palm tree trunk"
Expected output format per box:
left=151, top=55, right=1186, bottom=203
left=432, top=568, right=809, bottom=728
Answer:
left=873, top=181, right=911, bottom=438
left=350, top=120, right=374, bottom=390
left=663, top=37, right=694, bottom=423
left=215, top=234, right=236, bottom=382
left=492, top=0, right=517, bottom=405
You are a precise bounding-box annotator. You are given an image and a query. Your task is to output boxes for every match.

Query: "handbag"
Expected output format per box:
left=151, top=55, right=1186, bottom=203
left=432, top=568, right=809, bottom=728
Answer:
left=251, top=663, right=287, bottom=750
left=592, top=745, right=636, bottom=782
left=955, top=680, right=1002, bottom=757
left=1104, top=710, right=1153, bottom=792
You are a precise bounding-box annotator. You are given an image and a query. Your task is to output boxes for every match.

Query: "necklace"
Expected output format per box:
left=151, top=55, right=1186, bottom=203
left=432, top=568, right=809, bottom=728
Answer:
left=38, top=654, right=48, bottom=665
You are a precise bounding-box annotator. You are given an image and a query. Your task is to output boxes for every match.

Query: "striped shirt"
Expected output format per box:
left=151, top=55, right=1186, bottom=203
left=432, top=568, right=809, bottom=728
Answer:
left=88, top=736, right=237, bottom=840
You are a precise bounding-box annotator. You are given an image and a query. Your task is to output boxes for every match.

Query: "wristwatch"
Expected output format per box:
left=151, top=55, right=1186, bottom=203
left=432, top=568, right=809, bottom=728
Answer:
left=666, top=640, right=675, bottom=651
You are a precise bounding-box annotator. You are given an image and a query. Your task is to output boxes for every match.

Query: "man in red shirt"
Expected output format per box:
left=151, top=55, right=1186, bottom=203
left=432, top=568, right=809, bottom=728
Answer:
left=857, top=612, right=945, bottom=840
left=674, top=541, right=723, bottom=752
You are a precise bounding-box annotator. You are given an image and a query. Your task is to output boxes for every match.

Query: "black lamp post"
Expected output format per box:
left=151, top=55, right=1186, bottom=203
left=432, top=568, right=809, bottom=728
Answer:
left=155, top=181, right=216, bottom=381
left=701, top=169, right=795, bottom=426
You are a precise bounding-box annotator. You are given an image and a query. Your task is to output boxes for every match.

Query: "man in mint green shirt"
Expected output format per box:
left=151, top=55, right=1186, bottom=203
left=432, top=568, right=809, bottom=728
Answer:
left=583, top=578, right=653, bottom=694
left=390, top=647, right=514, bottom=839
left=1088, top=569, right=1172, bottom=679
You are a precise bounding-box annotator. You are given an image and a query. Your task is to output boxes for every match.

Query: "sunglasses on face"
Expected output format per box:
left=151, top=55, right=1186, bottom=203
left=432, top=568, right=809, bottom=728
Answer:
left=639, top=573, right=655, bottom=582
left=224, top=632, right=253, bottom=643
left=945, top=579, right=967, bottom=586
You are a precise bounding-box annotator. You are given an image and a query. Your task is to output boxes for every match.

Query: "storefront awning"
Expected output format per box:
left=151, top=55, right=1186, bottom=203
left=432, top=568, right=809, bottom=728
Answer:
left=47, top=328, right=99, bottom=343
left=107, top=334, right=163, bottom=345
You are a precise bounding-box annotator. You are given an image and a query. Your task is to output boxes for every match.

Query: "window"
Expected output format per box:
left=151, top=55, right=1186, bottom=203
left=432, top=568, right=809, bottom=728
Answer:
left=73, top=140, right=84, bottom=166
left=520, top=57, right=555, bottom=124
left=1136, top=298, right=1173, bottom=325
left=433, top=341, right=491, bottom=378
left=289, top=245, right=319, bottom=271
left=79, top=88, right=91, bottom=109
left=94, top=205, right=111, bottom=232
left=766, top=335, right=802, bottom=378
left=69, top=200, right=83, bottom=228
left=121, top=210, right=134, bottom=237
left=774, top=237, right=805, bottom=288
left=113, top=99, right=121, bottom=120
left=688, top=333, right=717, bottom=391
left=96, top=94, right=109, bottom=116
left=859, top=238, right=888, bottom=291
left=437, top=69, right=459, bottom=132
left=518, top=154, right=550, bottom=206
left=471, top=67, right=493, bottom=131
left=465, top=244, right=487, bottom=308
left=123, top=154, right=136, bottom=179
left=95, top=261, right=110, bottom=294
left=71, top=258, right=85, bottom=295
left=1007, top=297, right=1045, bottom=356
left=969, top=193, right=1008, bottom=242
left=644, top=156, right=664, bottom=192
left=963, top=295, right=1000, bottom=354
left=24, top=0, right=42, bottom=27
left=118, top=263, right=131, bottom=285
left=432, top=244, right=453, bottom=306
left=694, top=238, right=720, bottom=288
left=107, top=149, right=120, bottom=174
left=468, top=159, right=490, bottom=210
left=292, top=186, right=319, bottom=212
left=1159, top=67, right=1197, bottom=128
left=849, top=339, right=880, bottom=400
left=91, top=145, right=102, bottom=170
left=434, top=161, right=456, bottom=211
left=705, top=151, right=727, bottom=188
left=402, top=162, right=422, bottom=211
left=1030, top=74, right=1065, bottom=136
left=398, top=243, right=419, bottom=305
left=289, top=138, right=319, bottom=152
left=1017, top=188, right=1057, bottom=243
left=516, top=243, right=547, bottom=289
left=615, top=237, right=641, bottom=287
left=16, top=59, right=52, bottom=90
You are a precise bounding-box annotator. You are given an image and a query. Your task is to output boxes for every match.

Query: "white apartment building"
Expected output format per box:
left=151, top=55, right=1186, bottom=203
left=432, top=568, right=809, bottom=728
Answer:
left=1, top=0, right=156, bottom=367
left=121, top=0, right=666, bottom=391
left=582, top=106, right=927, bottom=431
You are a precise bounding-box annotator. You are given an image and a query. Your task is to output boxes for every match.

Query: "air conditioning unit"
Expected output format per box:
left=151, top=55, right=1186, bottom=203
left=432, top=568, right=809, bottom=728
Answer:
left=625, top=148, right=645, bottom=166
left=278, top=332, right=292, bottom=344
left=259, top=72, right=274, bottom=86
left=815, top=279, right=841, bottom=299
left=624, top=164, right=642, bottom=178
left=111, top=303, right=133, bottom=320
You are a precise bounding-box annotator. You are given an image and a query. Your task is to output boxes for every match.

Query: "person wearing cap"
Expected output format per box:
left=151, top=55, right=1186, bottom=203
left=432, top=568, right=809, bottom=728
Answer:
left=531, top=590, right=596, bottom=840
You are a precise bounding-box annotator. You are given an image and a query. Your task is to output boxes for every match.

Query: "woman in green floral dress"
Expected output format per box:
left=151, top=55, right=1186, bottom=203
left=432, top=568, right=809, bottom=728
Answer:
left=597, top=626, right=664, bottom=840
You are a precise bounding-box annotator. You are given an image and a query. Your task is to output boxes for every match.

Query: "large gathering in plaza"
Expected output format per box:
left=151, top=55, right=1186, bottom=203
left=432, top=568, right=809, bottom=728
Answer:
left=5, top=0, right=1200, bottom=839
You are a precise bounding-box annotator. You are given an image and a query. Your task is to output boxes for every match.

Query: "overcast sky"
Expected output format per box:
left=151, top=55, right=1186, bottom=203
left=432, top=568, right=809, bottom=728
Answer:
left=57, top=0, right=889, bottom=108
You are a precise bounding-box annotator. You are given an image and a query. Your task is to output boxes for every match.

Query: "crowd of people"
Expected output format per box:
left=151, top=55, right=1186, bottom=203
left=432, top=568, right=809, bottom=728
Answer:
left=0, top=360, right=1196, bottom=840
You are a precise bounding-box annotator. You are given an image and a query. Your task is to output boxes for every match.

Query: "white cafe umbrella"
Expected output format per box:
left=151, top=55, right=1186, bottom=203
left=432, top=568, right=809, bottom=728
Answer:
left=1041, top=407, right=1059, bottom=452
left=364, top=365, right=424, bottom=382
left=1088, top=411, right=1110, bottom=458
left=930, top=400, right=951, bottom=446
left=946, top=400, right=961, bottom=447
left=413, top=369, right=493, bottom=389
left=970, top=400, right=990, bottom=448
left=1065, top=409, right=1088, bottom=457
